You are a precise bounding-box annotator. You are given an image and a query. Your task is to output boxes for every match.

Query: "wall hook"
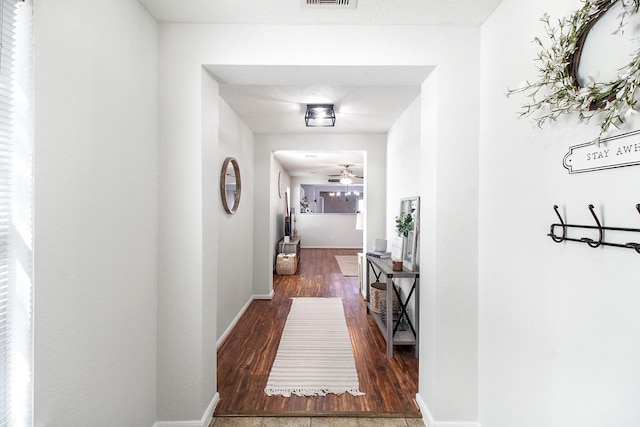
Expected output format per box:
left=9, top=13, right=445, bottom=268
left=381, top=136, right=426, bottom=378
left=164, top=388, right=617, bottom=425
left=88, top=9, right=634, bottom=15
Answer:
left=548, top=205, right=566, bottom=243
left=548, top=204, right=640, bottom=255
left=626, top=242, right=640, bottom=254
left=580, top=204, right=603, bottom=248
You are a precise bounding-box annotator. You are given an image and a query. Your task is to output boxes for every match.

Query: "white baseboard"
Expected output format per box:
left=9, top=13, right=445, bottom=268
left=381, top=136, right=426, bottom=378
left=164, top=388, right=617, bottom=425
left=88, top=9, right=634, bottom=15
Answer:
left=253, top=289, right=274, bottom=300
left=216, top=297, right=254, bottom=348
left=301, top=246, right=362, bottom=249
left=153, top=393, right=219, bottom=427
left=216, top=292, right=274, bottom=348
left=415, top=393, right=481, bottom=427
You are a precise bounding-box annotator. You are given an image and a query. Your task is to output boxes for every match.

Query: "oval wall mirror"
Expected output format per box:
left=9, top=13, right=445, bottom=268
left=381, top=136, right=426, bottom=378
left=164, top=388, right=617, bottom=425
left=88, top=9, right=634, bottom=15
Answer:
left=220, top=157, right=241, bottom=214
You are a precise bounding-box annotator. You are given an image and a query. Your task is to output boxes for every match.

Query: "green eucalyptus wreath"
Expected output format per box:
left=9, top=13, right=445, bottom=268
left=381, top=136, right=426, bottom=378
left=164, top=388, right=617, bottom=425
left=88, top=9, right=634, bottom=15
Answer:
left=507, top=0, right=640, bottom=137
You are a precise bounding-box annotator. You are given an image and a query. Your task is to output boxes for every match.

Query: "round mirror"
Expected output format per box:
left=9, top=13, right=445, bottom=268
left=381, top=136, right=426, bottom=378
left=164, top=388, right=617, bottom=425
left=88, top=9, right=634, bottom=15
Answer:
left=220, top=157, right=241, bottom=214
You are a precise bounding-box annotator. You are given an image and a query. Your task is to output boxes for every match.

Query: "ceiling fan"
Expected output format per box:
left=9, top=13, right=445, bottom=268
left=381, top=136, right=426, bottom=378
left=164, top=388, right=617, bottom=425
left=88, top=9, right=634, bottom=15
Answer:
left=328, top=164, right=363, bottom=184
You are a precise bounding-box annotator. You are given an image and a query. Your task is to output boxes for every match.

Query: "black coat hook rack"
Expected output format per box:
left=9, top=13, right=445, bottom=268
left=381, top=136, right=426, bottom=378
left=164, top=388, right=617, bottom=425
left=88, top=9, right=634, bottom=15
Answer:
left=548, top=204, right=640, bottom=254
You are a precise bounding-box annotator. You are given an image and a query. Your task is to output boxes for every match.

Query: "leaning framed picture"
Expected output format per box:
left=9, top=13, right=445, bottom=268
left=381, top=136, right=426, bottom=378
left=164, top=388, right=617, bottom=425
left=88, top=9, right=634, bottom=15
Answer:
left=398, top=197, right=420, bottom=271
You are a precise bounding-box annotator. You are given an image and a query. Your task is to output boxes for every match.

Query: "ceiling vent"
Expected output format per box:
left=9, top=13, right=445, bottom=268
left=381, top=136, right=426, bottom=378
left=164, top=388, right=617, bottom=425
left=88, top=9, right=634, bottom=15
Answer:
left=302, top=0, right=357, bottom=9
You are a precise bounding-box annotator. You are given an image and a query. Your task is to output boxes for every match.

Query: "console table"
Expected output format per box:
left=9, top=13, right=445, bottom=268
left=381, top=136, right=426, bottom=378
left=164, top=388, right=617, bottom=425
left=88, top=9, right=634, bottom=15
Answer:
left=365, top=256, right=419, bottom=358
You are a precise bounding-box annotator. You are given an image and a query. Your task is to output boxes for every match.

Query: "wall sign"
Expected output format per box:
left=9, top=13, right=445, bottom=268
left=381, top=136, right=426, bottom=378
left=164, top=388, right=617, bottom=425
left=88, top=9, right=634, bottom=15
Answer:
left=563, top=129, right=640, bottom=173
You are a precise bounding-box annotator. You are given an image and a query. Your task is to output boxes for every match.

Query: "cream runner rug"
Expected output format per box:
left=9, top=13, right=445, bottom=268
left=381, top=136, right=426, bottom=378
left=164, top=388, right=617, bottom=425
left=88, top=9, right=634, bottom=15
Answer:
left=264, top=297, right=365, bottom=397
left=335, top=255, right=358, bottom=277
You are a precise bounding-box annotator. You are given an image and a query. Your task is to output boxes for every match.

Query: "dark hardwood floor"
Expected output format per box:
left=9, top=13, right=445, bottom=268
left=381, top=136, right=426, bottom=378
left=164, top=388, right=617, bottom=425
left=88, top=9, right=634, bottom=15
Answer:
left=214, top=248, right=420, bottom=417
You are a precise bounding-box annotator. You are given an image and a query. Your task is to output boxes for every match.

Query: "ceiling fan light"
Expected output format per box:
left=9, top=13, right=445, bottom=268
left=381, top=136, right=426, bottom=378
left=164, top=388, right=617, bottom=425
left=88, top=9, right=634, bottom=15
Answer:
left=340, top=177, right=352, bottom=185
left=305, top=104, right=336, bottom=127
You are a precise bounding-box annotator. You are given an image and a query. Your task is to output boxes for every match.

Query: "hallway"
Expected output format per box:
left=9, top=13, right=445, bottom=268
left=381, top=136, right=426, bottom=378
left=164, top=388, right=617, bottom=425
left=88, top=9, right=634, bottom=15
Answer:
left=214, top=248, right=420, bottom=417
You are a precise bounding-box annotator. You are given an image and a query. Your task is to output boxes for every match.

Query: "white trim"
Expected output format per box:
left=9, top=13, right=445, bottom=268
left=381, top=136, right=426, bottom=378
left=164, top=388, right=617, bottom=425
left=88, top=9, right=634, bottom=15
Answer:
left=253, top=290, right=274, bottom=300
left=415, top=393, right=481, bottom=427
left=216, top=297, right=254, bottom=348
left=301, top=246, right=362, bottom=249
left=152, top=393, right=219, bottom=427
left=216, top=292, right=274, bottom=349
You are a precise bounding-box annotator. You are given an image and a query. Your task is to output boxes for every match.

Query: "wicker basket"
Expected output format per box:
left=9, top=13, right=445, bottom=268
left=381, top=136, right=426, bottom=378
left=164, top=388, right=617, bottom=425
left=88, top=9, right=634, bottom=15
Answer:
left=369, top=282, right=400, bottom=314
left=276, top=253, right=298, bottom=275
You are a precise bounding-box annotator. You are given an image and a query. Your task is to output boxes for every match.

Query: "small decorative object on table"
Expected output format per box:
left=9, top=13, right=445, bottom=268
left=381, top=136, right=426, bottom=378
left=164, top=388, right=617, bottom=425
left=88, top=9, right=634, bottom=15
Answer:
left=390, top=236, right=404, bottom=271
left=373, top=238, right=387, bottom=252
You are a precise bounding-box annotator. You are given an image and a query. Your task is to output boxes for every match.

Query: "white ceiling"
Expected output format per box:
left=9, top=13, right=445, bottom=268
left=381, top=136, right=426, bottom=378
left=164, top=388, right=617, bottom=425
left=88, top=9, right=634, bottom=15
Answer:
left=206, top=65, right=431, bottom=177
left=138, top=0, right=503, bottom=26
left=139, top=0, right=503, bottom=175
left=274, top=150, right=364, bottom=182
left=208, top=65, right=434, bottom=135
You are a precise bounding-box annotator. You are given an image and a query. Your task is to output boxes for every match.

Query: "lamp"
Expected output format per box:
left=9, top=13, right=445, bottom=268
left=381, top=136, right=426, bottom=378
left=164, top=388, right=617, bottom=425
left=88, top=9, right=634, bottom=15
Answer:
left=305, top=104, right=335, bottom=127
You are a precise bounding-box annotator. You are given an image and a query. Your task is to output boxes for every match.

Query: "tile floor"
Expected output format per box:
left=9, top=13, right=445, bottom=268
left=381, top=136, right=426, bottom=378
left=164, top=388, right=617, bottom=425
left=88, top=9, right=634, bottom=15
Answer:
left=209, top=417, right=426, bottom=427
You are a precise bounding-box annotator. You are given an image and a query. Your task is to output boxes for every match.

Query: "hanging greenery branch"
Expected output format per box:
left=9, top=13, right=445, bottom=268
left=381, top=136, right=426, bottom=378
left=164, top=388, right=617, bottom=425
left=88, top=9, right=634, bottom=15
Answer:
left=507, top=0, right=640, bottom=138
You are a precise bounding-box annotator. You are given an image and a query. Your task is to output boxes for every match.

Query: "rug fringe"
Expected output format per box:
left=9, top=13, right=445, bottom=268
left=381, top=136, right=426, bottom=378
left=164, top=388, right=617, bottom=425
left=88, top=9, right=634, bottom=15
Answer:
left=265, top=387, right=365, bottom=397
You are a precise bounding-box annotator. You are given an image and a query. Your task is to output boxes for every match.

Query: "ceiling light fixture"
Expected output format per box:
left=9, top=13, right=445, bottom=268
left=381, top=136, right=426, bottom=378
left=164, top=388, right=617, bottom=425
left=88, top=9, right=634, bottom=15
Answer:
left=340, top=176, right=352, bottom=185
left=305, top=104, right=335, bottom=127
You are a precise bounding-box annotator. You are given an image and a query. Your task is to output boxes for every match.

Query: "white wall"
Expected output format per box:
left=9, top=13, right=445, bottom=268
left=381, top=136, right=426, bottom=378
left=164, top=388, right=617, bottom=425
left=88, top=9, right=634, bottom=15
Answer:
left=33, top=0, right=159, bottom=425
left=294, top=214, right=362, bottom=248
left=386, top=95, right=422, bottom=332
left=157, top=46, right=220, bottom=425
left=387, top=96, right=422, bottom=238
left=480, top=2, right=640, bottom=427
left=417, top=34, right=481, bottom=423
left=272, top=159, right=291, bottom=271
left=217, top=99, right=255, bottom=339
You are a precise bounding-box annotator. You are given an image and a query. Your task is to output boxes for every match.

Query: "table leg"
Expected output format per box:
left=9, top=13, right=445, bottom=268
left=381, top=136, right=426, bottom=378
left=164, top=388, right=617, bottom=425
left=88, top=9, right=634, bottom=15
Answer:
left=365, top=261, right=370, bottom=313
left=386, top=275, right=393, bottom=358
left=415, top=277, right=419, bottom=358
